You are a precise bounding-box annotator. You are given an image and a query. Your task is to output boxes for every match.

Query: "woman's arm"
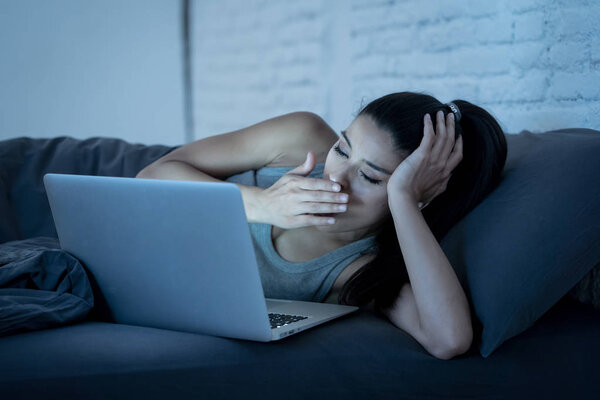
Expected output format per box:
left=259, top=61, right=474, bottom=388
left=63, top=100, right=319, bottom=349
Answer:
left=136, top=111, right=343, bottom=228
left=137, top=160, right=267, bottom=223
left=136, top=111, right=336, bottom=180
left=385, top=192, right=472, bottom=360
left=382, top=111, right=472, bottom=360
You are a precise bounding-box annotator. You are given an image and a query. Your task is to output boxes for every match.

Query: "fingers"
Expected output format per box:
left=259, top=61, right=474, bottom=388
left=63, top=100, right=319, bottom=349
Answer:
left=441, top=112, right=456, bottom=158
left=421, top=113, right=436, bottom=153
left=430, top=110, right=453, bottom=160
left=268, top=174, right=349, bottom=227
left=294, top=201, right=348, bottom=215
left=295, top=214, right=337, bottom=227
left=429, top=110, right=444, bottom=160
left=427, top=110, right=459, bottom=167
left=446, top=132, right=463, bottom=171
left=299, top=191, right=348, bottom=205
left=291, top=179, right=349, bottom=214
left=286, top=151, right=316, bottom=176
left=296, top=176, right=342, bottom=192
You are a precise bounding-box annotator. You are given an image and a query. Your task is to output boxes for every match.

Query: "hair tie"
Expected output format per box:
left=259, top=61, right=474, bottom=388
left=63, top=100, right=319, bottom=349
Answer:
left=445, top=102, right=461, bottom=122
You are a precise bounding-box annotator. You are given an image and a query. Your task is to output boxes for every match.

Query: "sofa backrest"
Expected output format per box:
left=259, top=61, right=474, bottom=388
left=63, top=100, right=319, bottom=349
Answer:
left=0, top=136, right=178, bottom=243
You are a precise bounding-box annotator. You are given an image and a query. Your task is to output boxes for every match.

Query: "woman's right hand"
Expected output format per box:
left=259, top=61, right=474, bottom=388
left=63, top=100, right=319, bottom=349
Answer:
left=258, top=151, right=349, bottom=229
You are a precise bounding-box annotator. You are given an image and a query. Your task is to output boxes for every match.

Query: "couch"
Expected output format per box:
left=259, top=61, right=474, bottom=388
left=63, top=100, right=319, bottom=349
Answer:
left=1, top=129, right=599, bottom=399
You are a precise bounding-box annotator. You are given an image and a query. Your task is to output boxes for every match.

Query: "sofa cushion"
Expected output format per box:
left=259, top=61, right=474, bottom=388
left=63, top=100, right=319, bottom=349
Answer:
left=440, top=128, right=600, bottom=357
left=0, top=136, right=178, bottom=243
left=1, top=296, right=599, bottom=398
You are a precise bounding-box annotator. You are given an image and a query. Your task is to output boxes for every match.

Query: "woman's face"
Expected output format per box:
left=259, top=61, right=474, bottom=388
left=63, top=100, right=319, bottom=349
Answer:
left=318, top=114, right=405, bottom=235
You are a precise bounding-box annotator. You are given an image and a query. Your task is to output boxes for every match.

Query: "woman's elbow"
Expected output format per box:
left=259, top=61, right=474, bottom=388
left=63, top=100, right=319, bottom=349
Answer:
left=136, top=163, right=156, bottom=178
left=434, top=330, right=473, bottom=360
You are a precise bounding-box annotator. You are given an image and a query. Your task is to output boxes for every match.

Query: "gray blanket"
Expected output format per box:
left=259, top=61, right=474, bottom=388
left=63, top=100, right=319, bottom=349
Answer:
left=0, top=237, right=93, bottom=336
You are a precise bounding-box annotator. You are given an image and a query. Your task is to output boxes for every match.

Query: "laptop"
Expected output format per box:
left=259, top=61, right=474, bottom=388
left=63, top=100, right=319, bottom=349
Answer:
left=43, top=173, right=358, bottom=341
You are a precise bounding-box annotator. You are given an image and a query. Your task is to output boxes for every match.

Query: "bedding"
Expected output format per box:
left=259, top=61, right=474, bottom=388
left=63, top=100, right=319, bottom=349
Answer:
left=0, top=236, right=93, bottom=336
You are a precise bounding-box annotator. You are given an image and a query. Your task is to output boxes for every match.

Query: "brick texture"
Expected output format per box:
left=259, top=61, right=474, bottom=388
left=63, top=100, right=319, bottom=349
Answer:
left=192, top=0, right=600, bottom=139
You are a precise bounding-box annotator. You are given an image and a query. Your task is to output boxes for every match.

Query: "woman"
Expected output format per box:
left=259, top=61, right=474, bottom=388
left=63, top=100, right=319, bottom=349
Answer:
left=136, top=91, right=507, bottom=359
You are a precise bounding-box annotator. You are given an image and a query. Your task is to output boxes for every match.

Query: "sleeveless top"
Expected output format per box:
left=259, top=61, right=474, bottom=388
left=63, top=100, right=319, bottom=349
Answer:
left=234, top=163, right=379, bottom=302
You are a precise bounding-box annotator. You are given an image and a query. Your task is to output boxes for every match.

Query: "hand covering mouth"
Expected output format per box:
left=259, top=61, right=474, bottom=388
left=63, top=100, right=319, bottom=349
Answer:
left=315, top=213, right=336, bottom=217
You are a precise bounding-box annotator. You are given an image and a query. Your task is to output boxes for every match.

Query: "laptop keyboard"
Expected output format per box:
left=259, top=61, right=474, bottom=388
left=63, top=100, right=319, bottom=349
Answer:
left=269, top=313, right=308, bottom=329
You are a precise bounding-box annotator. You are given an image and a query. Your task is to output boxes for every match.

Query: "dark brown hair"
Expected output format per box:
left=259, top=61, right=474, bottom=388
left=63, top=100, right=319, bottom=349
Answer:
left=337, top=92, right=507, bottom=311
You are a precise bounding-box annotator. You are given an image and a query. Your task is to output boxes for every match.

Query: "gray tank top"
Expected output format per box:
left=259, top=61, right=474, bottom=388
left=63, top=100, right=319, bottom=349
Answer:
left=237, top=163, right=379, bottom=302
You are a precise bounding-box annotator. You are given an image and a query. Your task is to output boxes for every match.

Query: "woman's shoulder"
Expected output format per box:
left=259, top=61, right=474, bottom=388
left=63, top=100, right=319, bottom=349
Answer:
left=145, top=111, right=338, bottom=181
left=265, top=112, right=338, bottom=167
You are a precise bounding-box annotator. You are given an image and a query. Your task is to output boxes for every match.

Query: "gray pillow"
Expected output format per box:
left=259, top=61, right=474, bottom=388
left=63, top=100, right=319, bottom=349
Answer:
left=440, top=128, right=600, bottom=358
left=0, top=136, right=178, bottom=243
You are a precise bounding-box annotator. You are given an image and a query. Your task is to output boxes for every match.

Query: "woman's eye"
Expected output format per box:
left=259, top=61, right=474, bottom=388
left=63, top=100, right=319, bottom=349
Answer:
left=334, top=144, right=382, bottom=185
left=333, top=144, right=348, bottom=158
left=360, top=171, right=382, bottom=185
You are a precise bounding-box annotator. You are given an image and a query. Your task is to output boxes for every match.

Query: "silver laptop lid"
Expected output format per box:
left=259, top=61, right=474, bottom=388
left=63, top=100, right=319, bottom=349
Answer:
left=44, top=173, right=272, bottom=342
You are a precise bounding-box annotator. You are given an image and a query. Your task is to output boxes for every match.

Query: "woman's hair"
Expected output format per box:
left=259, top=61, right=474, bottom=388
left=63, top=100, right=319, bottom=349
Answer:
left=337, top=91, right=507, bottom=310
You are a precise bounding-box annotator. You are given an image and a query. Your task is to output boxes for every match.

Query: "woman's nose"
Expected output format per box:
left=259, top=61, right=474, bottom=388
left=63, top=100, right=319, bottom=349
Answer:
left=328, top=169, right=349, bottom=190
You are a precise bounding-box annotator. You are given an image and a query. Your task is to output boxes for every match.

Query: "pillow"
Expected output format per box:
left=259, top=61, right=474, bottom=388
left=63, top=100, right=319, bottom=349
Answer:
left=567, top=260, right=600, bottom=309
left=440, top=128, right=600, bottom=358
left=0, top=136, right=179, bottom=243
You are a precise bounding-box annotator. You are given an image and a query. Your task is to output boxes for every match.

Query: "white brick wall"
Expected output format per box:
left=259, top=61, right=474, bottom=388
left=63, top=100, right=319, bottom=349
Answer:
left=192, top=0, right=600, bottom=139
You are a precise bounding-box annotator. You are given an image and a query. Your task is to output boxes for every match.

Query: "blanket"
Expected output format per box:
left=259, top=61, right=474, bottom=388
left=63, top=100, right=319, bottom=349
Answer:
left=0, top=237, right=93, bottom=336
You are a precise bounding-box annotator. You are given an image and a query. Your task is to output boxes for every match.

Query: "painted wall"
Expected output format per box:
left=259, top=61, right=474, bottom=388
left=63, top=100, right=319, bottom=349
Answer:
left=0, top=0, right=186, bottom=145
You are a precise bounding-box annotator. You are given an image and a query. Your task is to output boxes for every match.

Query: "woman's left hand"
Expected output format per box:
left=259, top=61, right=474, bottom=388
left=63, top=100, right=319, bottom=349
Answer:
left=387, top=110, right=463, bottom=208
